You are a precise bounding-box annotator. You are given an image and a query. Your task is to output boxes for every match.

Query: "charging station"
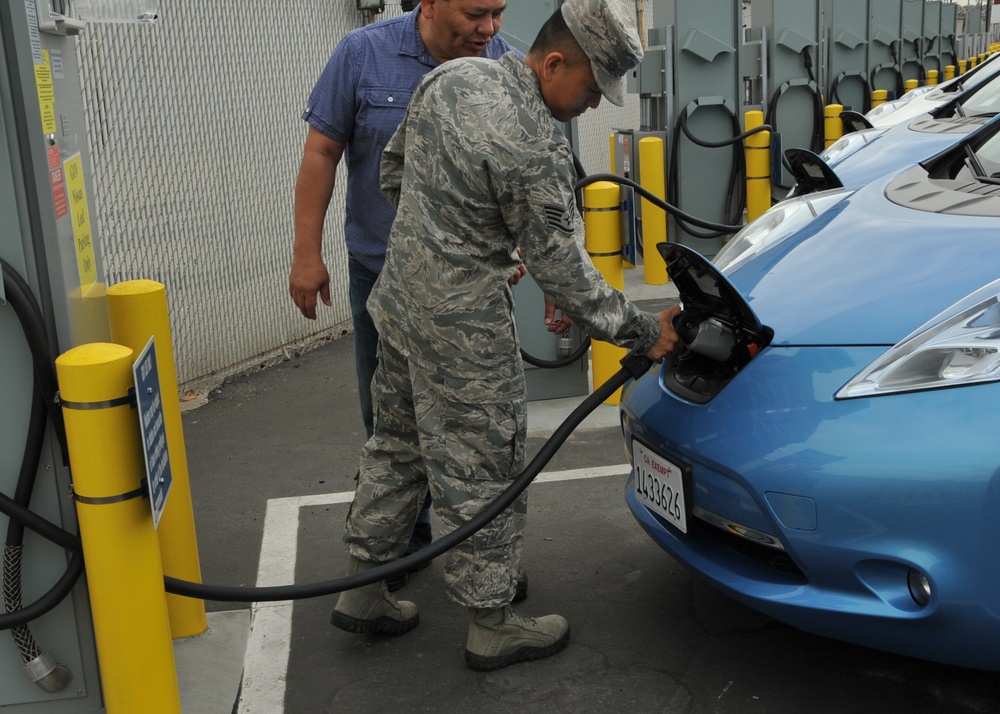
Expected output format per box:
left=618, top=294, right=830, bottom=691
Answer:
left=1, top=0, right=108, bottom=710
left=824, top=0, right=871, bottom=113
left=751, top=0, right=824, bottom=192
left=3, top=1, right=998, bottom=711
left=869, top=0, right=904, bottom=97
left=901, top=0, right=925, bottom=84
left=503, top=0, right=591, bottom=401
left=628, top=0, right=742, bottom=258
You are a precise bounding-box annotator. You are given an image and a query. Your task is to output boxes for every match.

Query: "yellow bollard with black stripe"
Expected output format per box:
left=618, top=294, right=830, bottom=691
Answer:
left=107, top=280, right=207, bottom=639
left=638, top=137, right=669, bottom=286
left=959, top=59, right=968, bottom=75
left=872, top=89, right=888, bottom=108
left=927, top=69, right=939, bottom=86
left=55, top=343, right=181, bottom=714
left=584, top=181, right=626, bottom=405
left=824, top=103, right=844, bottom=149
left=904, top=78, right=919, bottom=93
left=744, top=110, right=771, bottom=223
left=944, top=65, right=955, bottom=81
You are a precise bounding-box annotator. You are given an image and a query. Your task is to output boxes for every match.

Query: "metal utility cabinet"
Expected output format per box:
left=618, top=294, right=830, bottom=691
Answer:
left=1, top=0, right=109, bottom=710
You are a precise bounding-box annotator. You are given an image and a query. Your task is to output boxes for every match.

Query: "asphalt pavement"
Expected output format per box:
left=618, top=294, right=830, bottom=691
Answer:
left=172, top=270, right=1000, bottom=713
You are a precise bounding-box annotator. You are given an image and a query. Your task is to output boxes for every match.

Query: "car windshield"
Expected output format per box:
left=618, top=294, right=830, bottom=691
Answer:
left=943, top=130, right=1000, bottom=184
left=952, top=70, right=1000, bottom=116
left=945, top=53, right=1000, bottom=94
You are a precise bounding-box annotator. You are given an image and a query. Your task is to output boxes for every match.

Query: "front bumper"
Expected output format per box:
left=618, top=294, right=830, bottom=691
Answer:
left=620, top=347, right=1000, bottom=670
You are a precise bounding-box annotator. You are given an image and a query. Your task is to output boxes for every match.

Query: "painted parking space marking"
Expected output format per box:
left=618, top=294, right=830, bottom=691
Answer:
left=237, top=464, right=630, bottom=713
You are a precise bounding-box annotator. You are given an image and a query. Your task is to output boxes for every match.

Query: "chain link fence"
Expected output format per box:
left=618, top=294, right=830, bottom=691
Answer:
left=75, top=0, right=638, bottom=390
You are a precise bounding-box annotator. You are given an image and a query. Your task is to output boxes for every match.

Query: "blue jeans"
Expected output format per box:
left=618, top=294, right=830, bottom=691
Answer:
left=349, top=254, right=431, bottom=551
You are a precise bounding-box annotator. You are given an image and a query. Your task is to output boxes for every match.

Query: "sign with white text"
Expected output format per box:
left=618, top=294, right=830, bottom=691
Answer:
left=133, top=336, right=172, bottom=529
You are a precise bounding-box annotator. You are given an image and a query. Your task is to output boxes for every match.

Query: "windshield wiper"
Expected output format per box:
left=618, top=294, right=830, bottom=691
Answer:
left=963, top=144, right=1000, bottom=185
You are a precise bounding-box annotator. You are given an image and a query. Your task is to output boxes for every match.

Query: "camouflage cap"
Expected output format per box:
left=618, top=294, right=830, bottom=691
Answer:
left=560, top=0, right=643, bottom=107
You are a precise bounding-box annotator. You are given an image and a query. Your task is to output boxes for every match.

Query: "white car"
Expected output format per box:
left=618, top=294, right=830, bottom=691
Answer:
left=866, top=51, right=1000, bottom=128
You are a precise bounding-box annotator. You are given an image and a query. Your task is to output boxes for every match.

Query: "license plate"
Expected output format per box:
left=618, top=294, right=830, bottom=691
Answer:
left=633, top=439, right=688, bottom=534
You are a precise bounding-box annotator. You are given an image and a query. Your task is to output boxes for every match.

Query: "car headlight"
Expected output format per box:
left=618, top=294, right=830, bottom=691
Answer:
left=865, top=97, right=911, bottom=122
left=714, top=189, right=853, bottom=274
left=837, top=279, right=1000, bottom=399
left=820, top=127, right=888, bottom=164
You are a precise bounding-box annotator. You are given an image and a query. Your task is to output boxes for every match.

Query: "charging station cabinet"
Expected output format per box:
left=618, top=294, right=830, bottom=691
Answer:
left=824, top=0, right=871, bottom=113
left=752, top=0, right=824, bottom=191
left=501, top=0, right=590, bottom=401
left=651, top=0, right=741, bottom=257
left=869, top=0, right=903, bottom=97
left=900, top=0, right=924, bottom=84
left=940, top=2, right=957, bottom=69
left=1, top=0, right=108, bottom=710
left=611, top=128, right=640, bottom=267
left=921, top=0, right=942, bottom=75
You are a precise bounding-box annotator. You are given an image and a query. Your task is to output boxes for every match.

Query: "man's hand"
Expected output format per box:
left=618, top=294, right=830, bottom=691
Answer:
left=508, top=248, right=527, bottom=286
left=289, top=254, right=332, bottom=320
left=543, top=294, right=572, bottom=335
left=647, top=304, right=683, bottom=360
left=508, top=262, right=527, bottom=286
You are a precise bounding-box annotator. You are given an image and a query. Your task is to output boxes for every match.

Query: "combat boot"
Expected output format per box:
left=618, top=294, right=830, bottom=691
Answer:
left=329, top=556, right=419, bottom=635
left=464, top=605, right=569, bottom=671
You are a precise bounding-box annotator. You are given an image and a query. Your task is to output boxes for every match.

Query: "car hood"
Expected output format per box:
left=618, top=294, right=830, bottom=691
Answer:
left=720, top=178, right=1000, bottom=347
left=822, top=115, right=997, bottom=187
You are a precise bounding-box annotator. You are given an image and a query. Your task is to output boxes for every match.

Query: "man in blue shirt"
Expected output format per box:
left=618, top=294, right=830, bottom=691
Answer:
left=289, top=0, right=526, bottom=593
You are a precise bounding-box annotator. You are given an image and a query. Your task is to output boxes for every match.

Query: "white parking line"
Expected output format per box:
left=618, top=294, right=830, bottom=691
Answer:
left=236, top=464, right=630, bottom=713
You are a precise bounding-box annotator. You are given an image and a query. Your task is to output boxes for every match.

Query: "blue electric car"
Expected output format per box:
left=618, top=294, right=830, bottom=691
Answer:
left=621, top=117, right=1000, bottom=670
left=801, top=59, right=1000, bottom=193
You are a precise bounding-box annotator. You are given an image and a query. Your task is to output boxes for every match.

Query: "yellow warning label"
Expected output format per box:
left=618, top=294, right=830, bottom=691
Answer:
left=64, top=153, right=98, bottom=293
left=34, top=50, right=57, bottom=135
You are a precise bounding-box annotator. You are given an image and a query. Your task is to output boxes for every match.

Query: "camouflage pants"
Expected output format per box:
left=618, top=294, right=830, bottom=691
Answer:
left=344, top=336, right=528, bottom=609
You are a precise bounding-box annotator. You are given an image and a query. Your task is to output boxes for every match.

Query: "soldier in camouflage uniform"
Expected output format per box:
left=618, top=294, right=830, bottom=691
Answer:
left=330, top=0, right=682, bottom=670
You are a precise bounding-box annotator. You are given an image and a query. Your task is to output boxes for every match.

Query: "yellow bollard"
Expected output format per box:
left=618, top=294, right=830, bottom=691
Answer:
left=824, top=103, right=844, bottom=149
left=959, top=59, right=968, bottom=74
left=872, top=89, right=888, bottom=108
left=904, top=78, right=919, bottom=93
left=638, top=137, right=669, bottom=286
left=969, top=56, right=978, bottom=69
left=584, top=181, right=627, bottom=405
left=944, top=65, right=955, bottom=81
left=107, top=280, right=207, bottom=639
left=927, top=69, right=939, bottom=86
left=744, top=110, right=771, bottom=224
left=56, top=343, right=181, bottom=714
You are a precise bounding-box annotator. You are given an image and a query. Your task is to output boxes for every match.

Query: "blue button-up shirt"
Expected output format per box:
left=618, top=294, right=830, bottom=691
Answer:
left=302, top=8, right=516, bottom=273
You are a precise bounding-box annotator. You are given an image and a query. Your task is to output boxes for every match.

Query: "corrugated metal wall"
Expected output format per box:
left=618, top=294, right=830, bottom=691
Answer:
left=75, top=0, right=639, bottom=390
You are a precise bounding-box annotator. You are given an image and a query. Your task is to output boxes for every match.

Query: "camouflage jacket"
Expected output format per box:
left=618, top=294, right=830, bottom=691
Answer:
left=372, top=52, right=660, bottom=389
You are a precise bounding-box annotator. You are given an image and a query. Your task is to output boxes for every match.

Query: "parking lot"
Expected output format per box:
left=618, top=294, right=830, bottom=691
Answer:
left=180, top=331, right=1000, bottom=713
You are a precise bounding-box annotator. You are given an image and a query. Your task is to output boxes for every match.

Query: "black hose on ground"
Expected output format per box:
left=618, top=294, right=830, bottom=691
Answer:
left=163, top=351, right=655, bottom=602
left=0, top=351, right=655, bottom=605
left=2, top=173, right=678, bottom=614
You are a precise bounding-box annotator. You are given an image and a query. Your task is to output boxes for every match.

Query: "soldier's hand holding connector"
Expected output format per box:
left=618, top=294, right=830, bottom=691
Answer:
left=647, top=304, right=683, bottom=360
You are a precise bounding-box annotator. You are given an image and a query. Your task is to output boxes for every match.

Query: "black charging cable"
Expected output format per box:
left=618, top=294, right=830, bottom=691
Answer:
left=0, top=350, right=656, bottom=606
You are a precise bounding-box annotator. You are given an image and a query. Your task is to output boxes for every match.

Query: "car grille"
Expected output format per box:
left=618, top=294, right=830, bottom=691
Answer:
left=691, top=518, right=807, bottom=581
